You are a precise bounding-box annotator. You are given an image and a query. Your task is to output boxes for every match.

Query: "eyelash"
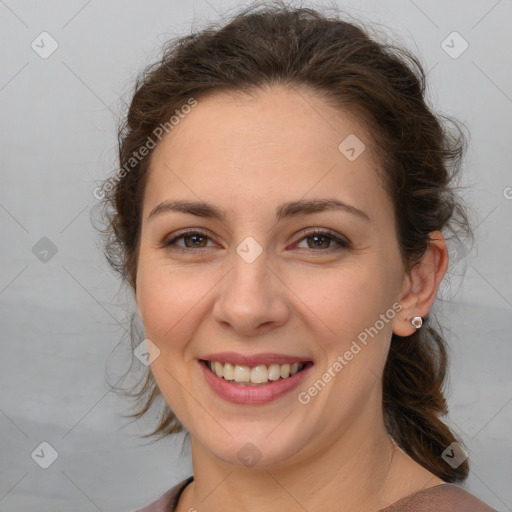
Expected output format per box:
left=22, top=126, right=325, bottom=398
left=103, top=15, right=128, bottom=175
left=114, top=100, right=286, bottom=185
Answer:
left=162, top=228, right=351, bottom=253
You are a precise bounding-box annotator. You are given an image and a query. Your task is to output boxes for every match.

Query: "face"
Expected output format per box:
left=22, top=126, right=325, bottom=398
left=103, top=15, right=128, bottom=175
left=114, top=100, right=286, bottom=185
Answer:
left=135, top=86, right=409, bottom=468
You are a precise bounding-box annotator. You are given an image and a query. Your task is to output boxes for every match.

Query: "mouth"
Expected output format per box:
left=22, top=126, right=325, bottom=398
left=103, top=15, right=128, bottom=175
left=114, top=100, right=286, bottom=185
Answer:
left=200, top=359, right=314, bottom=386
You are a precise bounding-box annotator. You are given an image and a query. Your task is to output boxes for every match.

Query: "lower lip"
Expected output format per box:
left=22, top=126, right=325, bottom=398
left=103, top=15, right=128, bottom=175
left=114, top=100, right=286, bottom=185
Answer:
left=199, top=360, right=313, bottom=405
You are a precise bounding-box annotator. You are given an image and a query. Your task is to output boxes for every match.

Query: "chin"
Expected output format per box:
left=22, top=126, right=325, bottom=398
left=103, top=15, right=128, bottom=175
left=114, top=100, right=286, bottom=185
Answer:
left=196, top=426, right=310, bottom=469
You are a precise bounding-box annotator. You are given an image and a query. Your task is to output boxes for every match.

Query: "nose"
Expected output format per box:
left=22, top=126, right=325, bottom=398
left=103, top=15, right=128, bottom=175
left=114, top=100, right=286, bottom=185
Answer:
left=212, top=251, right=290, bottom=336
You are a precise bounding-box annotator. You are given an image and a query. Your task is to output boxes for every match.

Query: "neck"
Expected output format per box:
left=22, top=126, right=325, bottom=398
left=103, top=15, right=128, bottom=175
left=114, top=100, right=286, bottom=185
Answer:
left=177, top=396, right=424, bottom=512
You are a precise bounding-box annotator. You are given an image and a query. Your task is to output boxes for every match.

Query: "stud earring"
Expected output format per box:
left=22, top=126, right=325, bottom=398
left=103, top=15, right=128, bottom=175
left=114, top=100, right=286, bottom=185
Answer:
left=410, top=316, right=423, bottom=329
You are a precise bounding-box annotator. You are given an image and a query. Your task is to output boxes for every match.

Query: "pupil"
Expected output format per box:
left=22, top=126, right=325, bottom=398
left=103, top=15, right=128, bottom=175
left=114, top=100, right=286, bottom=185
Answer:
left=309, top=235, right=329, bottom=249
left=185, top=235, right=205, bottom=248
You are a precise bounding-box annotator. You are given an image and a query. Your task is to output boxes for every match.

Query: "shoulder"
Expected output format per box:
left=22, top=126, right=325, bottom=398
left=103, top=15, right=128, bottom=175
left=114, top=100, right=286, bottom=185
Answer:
left=380, top=483, right=497, bottom=512
left=135, top=476, right=194, bottom=512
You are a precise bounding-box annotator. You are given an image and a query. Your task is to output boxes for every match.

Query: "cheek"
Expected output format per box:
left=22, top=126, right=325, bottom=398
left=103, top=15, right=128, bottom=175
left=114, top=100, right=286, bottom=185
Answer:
left=286, top=263, right=397, bottom=342
left=293, top=267, right=397, bottom=400
left=286, top=263, right=400, bottom=406
left=135, top=257, right=215, bottom=350
left=135, top=258, right=216, bottom=416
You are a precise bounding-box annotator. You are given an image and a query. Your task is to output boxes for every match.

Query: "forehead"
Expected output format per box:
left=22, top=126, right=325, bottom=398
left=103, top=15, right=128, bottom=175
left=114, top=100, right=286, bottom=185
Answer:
left=143, top=85, right=391, bottom=223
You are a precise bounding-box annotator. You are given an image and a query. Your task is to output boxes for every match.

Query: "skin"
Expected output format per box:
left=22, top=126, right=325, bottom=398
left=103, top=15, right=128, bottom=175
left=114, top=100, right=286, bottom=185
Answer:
left=135, top=85, right=448, bottom=512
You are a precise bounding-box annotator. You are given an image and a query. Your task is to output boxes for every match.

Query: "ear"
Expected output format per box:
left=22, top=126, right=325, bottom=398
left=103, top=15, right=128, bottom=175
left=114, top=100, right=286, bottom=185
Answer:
left=392, top=231, right=449, bottom=337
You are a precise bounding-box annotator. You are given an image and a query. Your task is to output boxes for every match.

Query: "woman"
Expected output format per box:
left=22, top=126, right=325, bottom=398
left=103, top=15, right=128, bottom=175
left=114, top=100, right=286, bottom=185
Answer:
left=99, top=3, right=496, bottom=511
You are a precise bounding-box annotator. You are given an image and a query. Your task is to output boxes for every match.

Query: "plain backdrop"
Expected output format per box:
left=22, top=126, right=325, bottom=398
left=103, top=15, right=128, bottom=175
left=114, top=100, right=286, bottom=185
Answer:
left=1, top=1, right=511, bottom=511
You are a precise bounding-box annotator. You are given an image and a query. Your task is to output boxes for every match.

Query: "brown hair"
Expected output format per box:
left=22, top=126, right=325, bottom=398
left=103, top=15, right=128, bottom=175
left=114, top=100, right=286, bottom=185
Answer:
left=99, top=1, right=471, bottom=482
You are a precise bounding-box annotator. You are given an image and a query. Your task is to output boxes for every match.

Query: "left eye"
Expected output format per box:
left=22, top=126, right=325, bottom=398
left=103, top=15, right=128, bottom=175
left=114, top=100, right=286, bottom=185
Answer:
left=294, top=230, right=350, bottom=250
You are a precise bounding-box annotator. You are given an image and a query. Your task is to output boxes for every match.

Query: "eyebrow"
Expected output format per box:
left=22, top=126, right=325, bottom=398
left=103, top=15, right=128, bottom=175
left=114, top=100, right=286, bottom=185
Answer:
left=148, top=198, right=370, bottom=223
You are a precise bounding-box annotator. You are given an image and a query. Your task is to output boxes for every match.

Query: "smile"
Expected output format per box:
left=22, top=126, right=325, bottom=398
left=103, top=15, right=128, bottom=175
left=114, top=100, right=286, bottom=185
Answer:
left=198, top=357, right=314, bottom=404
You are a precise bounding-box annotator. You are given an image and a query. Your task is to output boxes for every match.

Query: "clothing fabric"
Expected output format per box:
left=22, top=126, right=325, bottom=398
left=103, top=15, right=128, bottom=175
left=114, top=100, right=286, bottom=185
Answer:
left=135, top=476, right=497, bottom=512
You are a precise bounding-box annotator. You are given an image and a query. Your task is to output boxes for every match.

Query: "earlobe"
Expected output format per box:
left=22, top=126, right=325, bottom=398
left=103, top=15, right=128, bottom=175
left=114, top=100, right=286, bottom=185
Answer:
left=391, top=231, right=449, bottom=337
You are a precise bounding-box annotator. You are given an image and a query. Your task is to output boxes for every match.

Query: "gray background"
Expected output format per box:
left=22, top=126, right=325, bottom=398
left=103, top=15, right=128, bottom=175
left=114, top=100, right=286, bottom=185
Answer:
left=1, top=0, right=511, bottom=511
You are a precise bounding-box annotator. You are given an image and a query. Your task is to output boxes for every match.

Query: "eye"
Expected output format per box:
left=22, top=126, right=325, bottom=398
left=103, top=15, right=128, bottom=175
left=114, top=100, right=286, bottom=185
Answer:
left=294, top=229, right=351, bottom=251
left=162, top=228, right=351, bottom=253
left=162, top=230, right=217, bottom=251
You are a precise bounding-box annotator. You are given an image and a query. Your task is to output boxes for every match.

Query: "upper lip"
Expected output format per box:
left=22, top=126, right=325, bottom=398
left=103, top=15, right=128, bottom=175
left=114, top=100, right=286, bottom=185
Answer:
left=200, top=352, right=313, bottom=367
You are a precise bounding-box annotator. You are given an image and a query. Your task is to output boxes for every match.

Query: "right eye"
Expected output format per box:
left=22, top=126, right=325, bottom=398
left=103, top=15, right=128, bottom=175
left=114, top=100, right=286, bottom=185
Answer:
left=162, top=230, right=217, bottom=251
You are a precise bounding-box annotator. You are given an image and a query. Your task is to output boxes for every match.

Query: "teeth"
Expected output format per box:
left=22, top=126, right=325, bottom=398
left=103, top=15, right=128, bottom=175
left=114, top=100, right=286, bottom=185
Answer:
left=207, top=360, right=305, bottom=384
left=234, top=364, right=251, bottom=382
left=280, top=363, right=290, bottom=378
left=214, top=361, right=224, bottom=378
left=223, top=362, right=234, bottom=380
left=268, top=363, right=281, bottom=381
left=250, top=365, right=268, bottom=384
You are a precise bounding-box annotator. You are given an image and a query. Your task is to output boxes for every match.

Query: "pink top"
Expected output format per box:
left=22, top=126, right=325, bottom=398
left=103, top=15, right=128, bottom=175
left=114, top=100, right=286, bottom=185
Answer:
left=135, top=476, right=497, bottom=512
